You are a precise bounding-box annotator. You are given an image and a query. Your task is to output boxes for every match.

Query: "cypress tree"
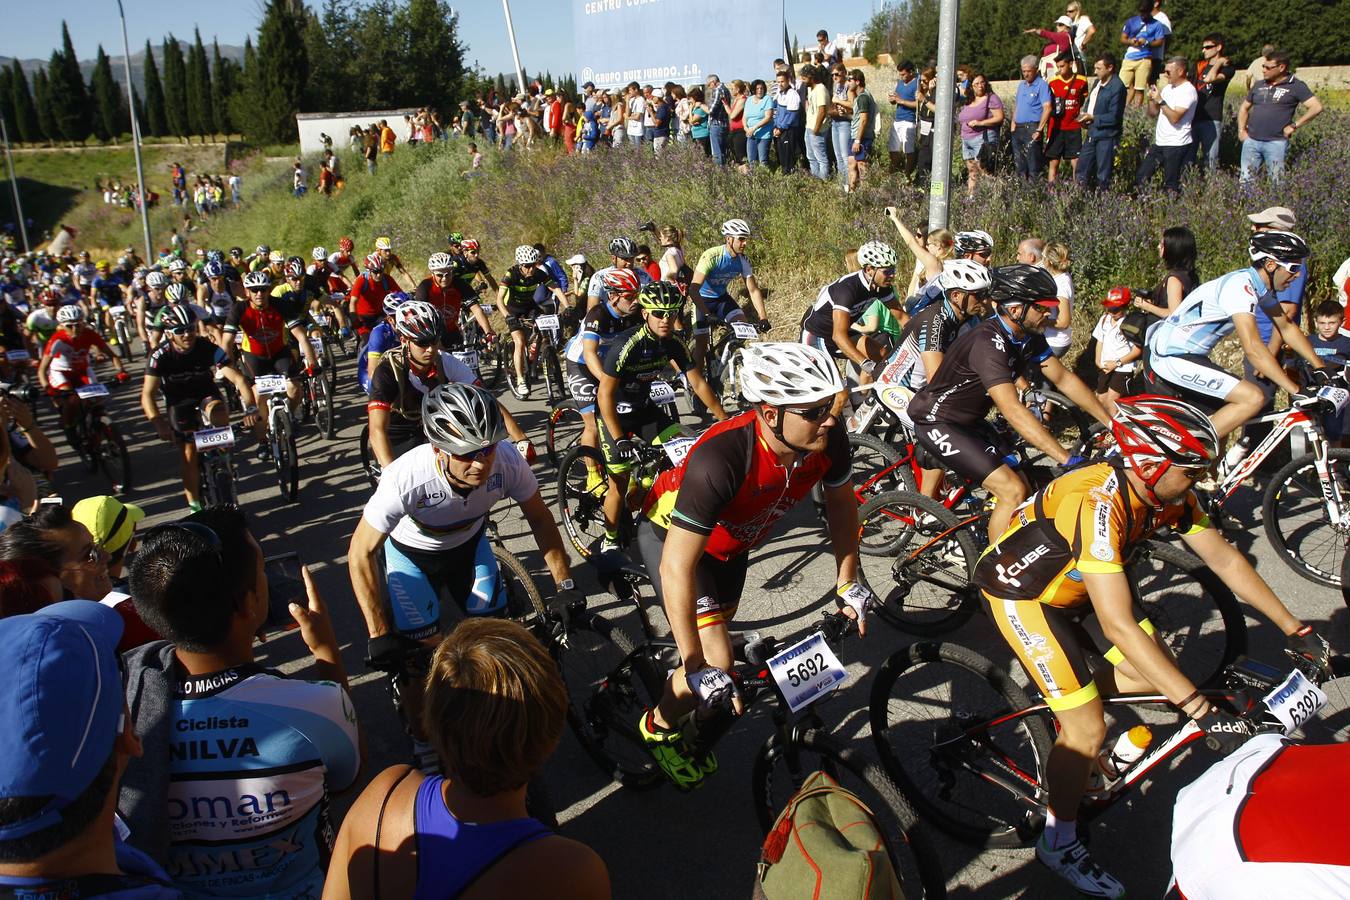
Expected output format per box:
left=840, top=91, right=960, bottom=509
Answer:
left=248, top=0, right=309, bottom=143
left=48, top=22, right=91, bottom=143
left=162, top=35, right=189, bottom=140
left=90, top=46, right=125, bottom=143
left=143, top=41, right=167, bottom=137
left=400, top=0, right=467, bottom=110
left=211, top=41, right=235, bottom=136
left=187, top=28, right=212, bottom=139
left=230, top=37, right=256, bottom=140
left=32, top=68, right=55, bottom=145
left=9, top=62, right=38, bottom=144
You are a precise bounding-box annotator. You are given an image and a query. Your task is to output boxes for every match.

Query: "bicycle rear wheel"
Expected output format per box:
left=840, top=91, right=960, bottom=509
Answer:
left=546, top=400, right=585, bottom=467
left=555, top=613, right=665, bottom=789
left=358, top=425, right=381, bottom=486
left=869, top=641, right=1052, bottom=849
left=544, top=346, right=565, bottom=404
left=858, top=490, right=979, bottom=635
left=273, top=415, right=299, bottom=501
left=97, top=422, right=132, bottom=494
left=321, top=339, right=338, bottom=394
left=752, top=727, right=948, bottom=899
left=556, top=445, right=609, bottom=558
left=813, top=432, right=917, bottom=511
left=1262, top=447, right=1350, bottom=587
left=1129, top=540, right=1245, bottom=688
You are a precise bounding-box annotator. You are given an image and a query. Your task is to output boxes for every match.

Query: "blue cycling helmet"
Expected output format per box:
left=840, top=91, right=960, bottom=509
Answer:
left=382, top=291, right=410, bottom=317
left=203, top=261, right=225, bottom=279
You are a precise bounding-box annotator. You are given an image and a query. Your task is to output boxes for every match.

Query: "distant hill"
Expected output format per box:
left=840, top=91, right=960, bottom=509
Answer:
left=0, top=43, right=245, bottom=95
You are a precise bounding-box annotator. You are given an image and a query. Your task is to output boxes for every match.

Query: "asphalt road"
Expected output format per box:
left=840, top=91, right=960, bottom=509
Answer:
left=52, top=355, right=1350, bottom=900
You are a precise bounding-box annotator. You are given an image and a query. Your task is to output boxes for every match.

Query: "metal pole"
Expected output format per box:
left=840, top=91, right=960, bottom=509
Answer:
left=500, top=0, right=526, bottom=94
left=116, top=0, right=153, bottom=262
left=0, top=113, right=30, bottom=253
left=927, top=0, right=960, bottom=230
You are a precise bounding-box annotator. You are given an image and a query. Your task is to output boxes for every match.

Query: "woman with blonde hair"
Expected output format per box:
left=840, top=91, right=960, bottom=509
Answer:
left=324, top=619, right=611, bottom=900
left=1042, top=240, right=1075, bottom=358
left=656, top=225, right=688, bottom=286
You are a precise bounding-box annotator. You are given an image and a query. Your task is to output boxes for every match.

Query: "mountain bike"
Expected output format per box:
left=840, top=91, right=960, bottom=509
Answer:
left=555, top=391, right=690, bottom=557
left=190, top=420, right=240, bottom=507
left=298, top=364, right=335, bottom=440
left=546, top=399, right=586, bottom=467
left=507, top=304, right=565, bottom=403
left=868, top=642, right=1338, bottom=850
left=701, top=318, right=763, bottom=414
left=253, top=374, right=299, bottom=502
left=107, top=303, right=136, bottom=361
left=305, top=327, right=338, bottom=395
left=558, top=554, right=946, bottom=898
left=63, top=382, right=132, bottom=494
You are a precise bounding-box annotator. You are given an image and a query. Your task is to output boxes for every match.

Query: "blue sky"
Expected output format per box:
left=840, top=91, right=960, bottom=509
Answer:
left=1, top=1, right=882, bottom=77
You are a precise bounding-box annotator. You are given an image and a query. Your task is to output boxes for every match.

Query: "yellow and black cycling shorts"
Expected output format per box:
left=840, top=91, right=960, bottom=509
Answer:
left=983, top=591, right=1156, bottom=712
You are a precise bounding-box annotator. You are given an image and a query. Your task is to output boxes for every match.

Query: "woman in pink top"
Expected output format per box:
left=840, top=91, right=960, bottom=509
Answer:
left=956, top=74, right=1004, bottom=195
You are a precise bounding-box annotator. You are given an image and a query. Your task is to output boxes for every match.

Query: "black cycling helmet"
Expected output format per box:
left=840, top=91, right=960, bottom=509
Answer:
left=1249, top=230, right=1309, bottom=265
left=160, top=305, right=197, bottom=333
left=988, top=264, right=1060, bottom=307
left=953, top=230, right=995, bottom=257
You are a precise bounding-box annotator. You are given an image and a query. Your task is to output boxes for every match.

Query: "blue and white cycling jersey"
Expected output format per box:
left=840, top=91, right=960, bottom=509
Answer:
left=358, top=321, right=399, bottom=394
left=1148, top=267, right=1284, bottom=358
left=693, top=245, right=752, bottom=300
left=166, top=664, right=360, bottom=899
left=564, top=299, right=636, bottom=365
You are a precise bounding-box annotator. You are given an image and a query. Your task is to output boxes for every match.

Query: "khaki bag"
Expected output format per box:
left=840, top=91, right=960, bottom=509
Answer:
left=753, top=770, right=905, bottom=900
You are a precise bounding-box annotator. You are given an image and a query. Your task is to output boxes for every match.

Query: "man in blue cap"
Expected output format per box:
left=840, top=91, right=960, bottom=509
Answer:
left=0, top=601, right=180, bottom=897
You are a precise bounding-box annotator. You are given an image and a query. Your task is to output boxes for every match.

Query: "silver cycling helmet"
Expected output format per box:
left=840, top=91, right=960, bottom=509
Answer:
left=422, top=383, right=507, bottom=455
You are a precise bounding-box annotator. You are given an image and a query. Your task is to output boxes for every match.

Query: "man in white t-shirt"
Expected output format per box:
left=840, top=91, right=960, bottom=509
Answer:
left=1135, top=55, right=1196, bottom=194
left=625, top=82, right=646, bottom=146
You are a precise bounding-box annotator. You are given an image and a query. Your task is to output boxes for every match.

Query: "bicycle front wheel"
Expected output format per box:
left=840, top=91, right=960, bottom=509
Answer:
left=493, top=544, right=546, bottom=621
left=869, top=641, right=1052, bottom=848
left=97, top=422, right=132, bottom=494
left=556, top=444, right=609, bottom=558
left=752, top=728, right=947, bottom=899
left=1129, top=540, right=1246, bottom=688
left=310, top=375, right=335, bottom=440
left=546, top=400, right=585, bottom=467
left=858, top=490, right=979, bottom=635
left=358, top=425, right=381, bottom=487
left=555, top=613, right=665, bottom=789
left=1262, top=447, right=1350, bottom=587
left=273, top=415, right=299, bottom=501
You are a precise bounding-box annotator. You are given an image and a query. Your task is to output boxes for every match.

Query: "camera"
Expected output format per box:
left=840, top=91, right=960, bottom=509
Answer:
left=0, top=382, right=38, bottom=403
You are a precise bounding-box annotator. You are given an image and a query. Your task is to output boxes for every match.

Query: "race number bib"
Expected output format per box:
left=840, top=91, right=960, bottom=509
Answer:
left=75, top=383, right=110, bottom=399
left=4, top=349, right=29, bottom=362
left=768, top=631, right=848, bottom=713
left=453, top=350, right=480, bottom=369
left=108, top=305, right=126, bottom=317
left=1263, top=669, right=1327, bottom=734
left=536, top=314, right=561, bottom=334
left=662, top=436, right=696, bottom=465
left=649, top=380, right=676, bottom=404
left=731, top=321, right=759, bottom=341
left=1315, top=385, right=1350, bottom=416
left=192, top=426, right=236, bottom=451
left=309, top=338, right=325, bottom=356
left=253, top=374, right=287, bottom=395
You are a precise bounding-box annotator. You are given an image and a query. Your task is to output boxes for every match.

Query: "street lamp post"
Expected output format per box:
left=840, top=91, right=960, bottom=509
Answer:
left=115, top=0, right=154, bottom=262
left=0, top=111, right=31, bottom=253
left=926, top=0, right=960, bottom=230
left=500, top=0, right=526, bottom=95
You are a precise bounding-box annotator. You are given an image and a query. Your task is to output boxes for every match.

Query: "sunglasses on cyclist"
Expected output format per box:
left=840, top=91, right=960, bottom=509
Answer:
left=167, top=325, right=194, bottom=335
left=1277, top=261, right=1303, bottom=275
left=645, top=308, right=678, bottom=319
left=785, top=403, right=833, bottom=422
left=410, top=336, right=438, bottom=348
left=450, top=444, right=496, bottom=463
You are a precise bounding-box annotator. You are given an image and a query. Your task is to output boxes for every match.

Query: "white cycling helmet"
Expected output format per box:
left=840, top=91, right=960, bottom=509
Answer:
left=56, top=305, right=84, bottom=324
left=739, top=342, right=843, bottom=406
left=721, top=218, right=752, bottom=237
left=857, top=241, right=897, bottom=269
left=242, top=271, right=272, bottom=291
left=939, top=258, right=993, bottom=294
left=311, top=246, right=328, bottom=262
left=167, top=259, right=188, bottom=273
left=145, top=271, right=168, bottom=289
left=515, top=245, right=541, bottom=266
left=428, top=252, right=456, bottom=273
left=393, top=299, right=442, bottom=342
left=953, top=230, right=995, bottom=256
left=422, top=383, right=507, bottom=455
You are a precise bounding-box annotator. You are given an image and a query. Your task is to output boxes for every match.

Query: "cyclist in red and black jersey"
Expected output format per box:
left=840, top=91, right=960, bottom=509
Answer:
left=413, top=252, right=495, bottom=347
left=634, top=342, right=876, bottom=790
left=348, top=254, right=400, bottom=336
left=224, top=271, right=318, bottom=451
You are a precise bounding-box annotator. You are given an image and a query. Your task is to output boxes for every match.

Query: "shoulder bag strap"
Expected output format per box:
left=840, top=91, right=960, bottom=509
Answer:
left=372, top=766, right=417, bottom=900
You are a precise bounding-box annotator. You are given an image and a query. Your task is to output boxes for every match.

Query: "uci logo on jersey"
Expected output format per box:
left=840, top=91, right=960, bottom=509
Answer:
left=416, top=490, right=447, bottom=509
left=995, top=543, right=1052, bottom=588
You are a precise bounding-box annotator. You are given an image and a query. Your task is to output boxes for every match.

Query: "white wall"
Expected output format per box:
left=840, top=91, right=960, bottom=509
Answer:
left=295, top=109, right=419, bottom=156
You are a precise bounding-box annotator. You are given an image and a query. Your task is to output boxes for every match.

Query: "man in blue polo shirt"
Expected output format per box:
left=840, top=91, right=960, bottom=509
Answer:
left=886, top=60, right=920, bottom=180
left=1119, top=0, right=1168, bottom=106
left=0, top=602, right=181, bottom=898
left=1012, top=55, right=1052, bottom=180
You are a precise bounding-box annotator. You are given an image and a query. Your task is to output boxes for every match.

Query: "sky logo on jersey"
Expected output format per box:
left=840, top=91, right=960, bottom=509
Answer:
left=925, top=428, right=958, bottom=457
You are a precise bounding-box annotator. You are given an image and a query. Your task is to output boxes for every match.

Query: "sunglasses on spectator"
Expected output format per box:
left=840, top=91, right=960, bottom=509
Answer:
left=785, top=403, right=833, bottom=422
left=1262, top=62, right=1281, bottom=69
left=635, top=255, right=650, bottom=263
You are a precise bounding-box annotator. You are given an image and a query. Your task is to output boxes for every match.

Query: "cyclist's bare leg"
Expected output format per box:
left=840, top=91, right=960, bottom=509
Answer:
left=510, top=328, right=527, bottom=384
left=1045, top=694, right=1108, bottom=830
left=652, top=620, right=738, bottom=730
left=918, top=467, right=946, bottom=499
left=1093, top=631, right=1179, bottom=697
left=1210, top=380, right=1266, bottom=441
left=983, top=464, right=1030, bottom=540
left=180, top=441, right=202, bottom=506
left=603, top=469, right=629, bottom=535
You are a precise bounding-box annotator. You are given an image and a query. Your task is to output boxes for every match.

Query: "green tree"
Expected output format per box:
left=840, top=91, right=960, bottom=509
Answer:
left=162, top=35, right=189, bottom=139
left=142, top=41, right=167, bottom=137
left=47, top=22, right=91, bottom=143
left=401, top=0, right=468, bottom=113
left=211, top=41, right=238, bottom=136
left=91, top=46, right=128, bottom=143
left=9, top=62, right=38, bottom=143
left=351, top=0, right=400, bottom=108
left=32, top=68, right=55, bottom=145
left=229, top=37, right=256, bottom=139
left=304, top=0, right=356, bottom=112
left=187, top=29, right=213, bottom=139
left=242, top=0, right=309, bottom=144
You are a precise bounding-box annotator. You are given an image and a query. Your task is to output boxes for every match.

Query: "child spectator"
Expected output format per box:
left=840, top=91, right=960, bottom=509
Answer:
left=1308, top=299, right=1350, bottom=447
left=1092, top=286, right=1142, bottom=414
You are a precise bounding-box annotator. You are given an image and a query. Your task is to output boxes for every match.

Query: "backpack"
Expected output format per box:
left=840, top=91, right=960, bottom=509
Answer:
left=1118, top=309, right=1154, bottom=348
left=752, top=771, right=905, bottom=900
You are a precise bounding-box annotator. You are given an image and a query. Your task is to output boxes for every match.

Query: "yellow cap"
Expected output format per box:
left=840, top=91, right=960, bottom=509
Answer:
left=71, top=496, right=145, bottom=555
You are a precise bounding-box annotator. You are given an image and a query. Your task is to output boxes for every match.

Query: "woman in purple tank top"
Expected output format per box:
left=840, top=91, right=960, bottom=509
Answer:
left=324, top=619, right=611, bottom=900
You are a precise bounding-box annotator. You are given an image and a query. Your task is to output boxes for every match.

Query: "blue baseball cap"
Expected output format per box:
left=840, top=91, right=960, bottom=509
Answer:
left=0, top=601, right=125, bottom=840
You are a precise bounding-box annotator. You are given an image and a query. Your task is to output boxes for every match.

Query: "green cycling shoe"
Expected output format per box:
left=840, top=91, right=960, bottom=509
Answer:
left=638, top=710, right=708, bottom=791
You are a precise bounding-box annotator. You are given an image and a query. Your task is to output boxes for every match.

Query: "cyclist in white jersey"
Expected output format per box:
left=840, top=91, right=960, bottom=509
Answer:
left=1146, top=231, right=1327, bottom=438
left=348, top=382, right=581, bottom=766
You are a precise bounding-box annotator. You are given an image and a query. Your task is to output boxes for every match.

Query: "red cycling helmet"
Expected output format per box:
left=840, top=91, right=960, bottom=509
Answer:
left=364, top=253, right=384, bottom=273
left=601, top=267, right=641, bottom=297
left=1103, top=286, right=1132, bottom=309
left=1110, top=395, right=1220, bottom=505
left=339, top=236, right=354, bottom=254
left=460, top=239, right=480, bottom=252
